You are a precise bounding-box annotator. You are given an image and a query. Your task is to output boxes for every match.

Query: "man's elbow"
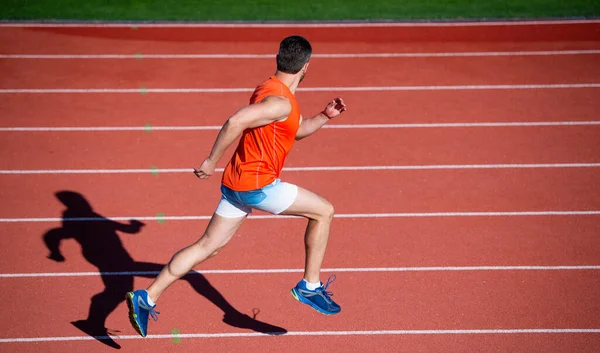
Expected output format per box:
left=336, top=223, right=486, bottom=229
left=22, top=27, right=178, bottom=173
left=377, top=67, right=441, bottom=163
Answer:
left=226, top=115, right=247, bottom=132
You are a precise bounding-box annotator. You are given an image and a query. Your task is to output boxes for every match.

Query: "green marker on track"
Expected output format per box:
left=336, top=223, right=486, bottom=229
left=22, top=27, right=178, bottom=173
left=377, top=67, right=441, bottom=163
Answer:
left=157, top=212, right=166, bottom=224
left=144, top=123, right=152, bottom=133
left=172, top=328, right=181, bottom=344
left=135, top=53, right=143, bottom=60
left=140, top=86, right=147, bottom=95
left=150, top=166, right=159, bottom=176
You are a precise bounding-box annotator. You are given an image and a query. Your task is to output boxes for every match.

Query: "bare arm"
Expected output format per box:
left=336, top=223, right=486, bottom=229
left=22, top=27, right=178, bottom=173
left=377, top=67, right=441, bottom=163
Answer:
left=194, top=95, right=292, bottom=179
left=296, top=97, right=347, bottom=140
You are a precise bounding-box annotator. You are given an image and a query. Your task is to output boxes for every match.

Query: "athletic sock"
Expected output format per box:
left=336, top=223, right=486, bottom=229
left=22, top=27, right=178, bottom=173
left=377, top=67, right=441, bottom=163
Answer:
left=145, top=292, right=156, bottom=307
left=303, top=279, right=322, bottom=290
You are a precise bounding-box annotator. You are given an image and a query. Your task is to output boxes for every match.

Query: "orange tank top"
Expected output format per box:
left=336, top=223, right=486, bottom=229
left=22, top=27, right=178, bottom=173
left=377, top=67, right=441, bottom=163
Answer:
left=221, top=76, right=301, bottom=191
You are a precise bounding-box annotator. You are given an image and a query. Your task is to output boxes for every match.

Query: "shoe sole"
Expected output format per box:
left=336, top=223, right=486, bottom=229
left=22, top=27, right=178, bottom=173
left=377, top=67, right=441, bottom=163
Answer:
left=290, top=288, right=340, bottom=315
left=126, top=292, right=146, bottom=337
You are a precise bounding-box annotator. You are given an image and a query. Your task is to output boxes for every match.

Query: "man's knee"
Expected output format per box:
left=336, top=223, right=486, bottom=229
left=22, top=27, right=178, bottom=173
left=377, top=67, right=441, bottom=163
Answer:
left=208, top=247, right=223, bottom=259
left=321, top=200, right=335, bottom=221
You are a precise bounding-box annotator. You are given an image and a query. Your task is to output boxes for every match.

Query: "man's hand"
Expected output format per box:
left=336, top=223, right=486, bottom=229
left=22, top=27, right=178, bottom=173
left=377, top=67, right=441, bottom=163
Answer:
left=194, top=158, right=217, bottom=179
left=295, top=97, right=348, bottom=140
left=322, top=97, right=347, bottom=119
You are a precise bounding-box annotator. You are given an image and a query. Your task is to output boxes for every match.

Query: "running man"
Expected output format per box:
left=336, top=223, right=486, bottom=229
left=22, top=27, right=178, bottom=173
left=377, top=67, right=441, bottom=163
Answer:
left=127, top=35, right=347, bottom=337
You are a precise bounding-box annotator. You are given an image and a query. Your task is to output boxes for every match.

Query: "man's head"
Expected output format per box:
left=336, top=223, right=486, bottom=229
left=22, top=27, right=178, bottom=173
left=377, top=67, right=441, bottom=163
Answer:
left=276, top=35, right=312, bottom=82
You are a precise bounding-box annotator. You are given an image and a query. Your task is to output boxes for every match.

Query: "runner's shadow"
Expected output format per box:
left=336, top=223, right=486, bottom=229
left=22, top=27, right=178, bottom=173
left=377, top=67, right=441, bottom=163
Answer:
left=42, top=191, right=287, bottom=349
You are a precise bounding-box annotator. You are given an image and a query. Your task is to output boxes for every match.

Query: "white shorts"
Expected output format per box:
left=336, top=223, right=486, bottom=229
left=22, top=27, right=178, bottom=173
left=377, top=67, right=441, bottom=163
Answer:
left=215, top=179, right=298, bottom=218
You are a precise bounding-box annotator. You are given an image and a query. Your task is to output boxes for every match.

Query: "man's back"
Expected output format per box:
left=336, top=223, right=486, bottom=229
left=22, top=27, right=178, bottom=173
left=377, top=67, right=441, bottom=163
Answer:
left=221, top=75, right=301, bottom=191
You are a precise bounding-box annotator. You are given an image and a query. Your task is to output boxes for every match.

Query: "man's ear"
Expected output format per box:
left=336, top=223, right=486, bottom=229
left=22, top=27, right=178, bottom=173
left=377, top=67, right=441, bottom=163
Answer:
left=301, top=61, right=310, bottom=73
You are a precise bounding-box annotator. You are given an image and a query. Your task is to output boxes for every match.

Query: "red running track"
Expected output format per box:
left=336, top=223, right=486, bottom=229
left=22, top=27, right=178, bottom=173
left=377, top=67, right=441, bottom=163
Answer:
left=0, top=21, right=600, bottom=353
left=2, top=89, right=600, bottom=127
left=2, top=125, right=600, bottom=169
left=3, top=54, right=600, bottom=88
left=2, top=217, right=600, bottom=274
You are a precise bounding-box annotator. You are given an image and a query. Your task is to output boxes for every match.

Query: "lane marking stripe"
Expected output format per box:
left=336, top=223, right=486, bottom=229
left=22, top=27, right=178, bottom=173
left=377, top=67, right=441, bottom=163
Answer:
left=1, top=19, right=599, bottom=27
left=2, top=121, right=600, bottom=132
left=1, top=163, right=600, bottom=175
left=1, top=83, right=600, bottom=93
left=1, top=328, right=600, bottom=343
left=1, top=211, right=599, bottom=223
left=2, top=50, right=600, bottom=59
left=1, top=266, right=600, bottom=279
left=324, top=121, right=600, bottom=128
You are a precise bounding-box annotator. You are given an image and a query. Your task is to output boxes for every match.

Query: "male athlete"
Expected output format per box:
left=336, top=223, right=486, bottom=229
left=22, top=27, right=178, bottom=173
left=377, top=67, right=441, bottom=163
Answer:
left=126, top=35, right=347, bottom=337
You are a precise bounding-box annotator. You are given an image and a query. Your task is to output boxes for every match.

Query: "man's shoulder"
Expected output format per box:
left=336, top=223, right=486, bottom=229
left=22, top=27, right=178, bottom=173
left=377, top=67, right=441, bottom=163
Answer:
left=251, top=81, right=290, bottom=104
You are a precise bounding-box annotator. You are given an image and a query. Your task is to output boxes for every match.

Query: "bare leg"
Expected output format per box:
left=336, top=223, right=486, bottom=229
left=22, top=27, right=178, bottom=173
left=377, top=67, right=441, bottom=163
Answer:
left=146, top=213, right=246, bottom=303
left=280, top=186, right=334, bottom=283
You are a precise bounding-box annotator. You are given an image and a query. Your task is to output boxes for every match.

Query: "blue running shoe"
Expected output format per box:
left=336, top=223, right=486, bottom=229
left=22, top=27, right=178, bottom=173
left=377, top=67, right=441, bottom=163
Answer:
left=290, top=274, right=341, bottom=315
left=126, top=290, right=160, bottom=337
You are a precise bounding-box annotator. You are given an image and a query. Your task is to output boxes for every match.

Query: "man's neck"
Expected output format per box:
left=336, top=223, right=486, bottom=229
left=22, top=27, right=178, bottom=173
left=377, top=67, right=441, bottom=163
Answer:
left=274, top=71, right=300, bottom=93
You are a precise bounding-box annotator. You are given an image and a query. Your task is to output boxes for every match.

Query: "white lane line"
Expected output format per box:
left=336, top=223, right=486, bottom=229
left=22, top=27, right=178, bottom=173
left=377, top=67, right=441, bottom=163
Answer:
left=1, top=328, right=600, bottom=343
left=1, top=83, right=599, bottom=94
left=2, top=121, right=600, bottom=132
left=2, top=50, right=600, bottom=59
left=1, top=19, right=599, bottom=27
left=0, top=126, right=225, bottom=131
left=2, top=211, right=599, bottom=223
left=324, top=121, right=600, bottom=128
left=1, top=163, right=600, bottom=175
left=1, top=266, right=600, bottom=279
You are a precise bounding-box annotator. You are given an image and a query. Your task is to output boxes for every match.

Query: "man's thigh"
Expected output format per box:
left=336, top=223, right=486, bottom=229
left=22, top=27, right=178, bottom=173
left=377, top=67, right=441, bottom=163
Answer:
left=278, top=185, right=334, bottom=219
left=201, top=211, right=247, bottom=249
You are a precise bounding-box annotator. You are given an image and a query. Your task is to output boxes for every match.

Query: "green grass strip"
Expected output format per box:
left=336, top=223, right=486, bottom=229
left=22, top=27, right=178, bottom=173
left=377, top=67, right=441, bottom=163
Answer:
left=1, top=0, right=599, bottom=21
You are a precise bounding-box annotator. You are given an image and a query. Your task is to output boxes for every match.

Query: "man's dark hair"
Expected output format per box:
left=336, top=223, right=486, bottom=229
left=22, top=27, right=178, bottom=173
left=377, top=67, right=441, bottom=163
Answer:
left=276, top=35, right=312, bottom=74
